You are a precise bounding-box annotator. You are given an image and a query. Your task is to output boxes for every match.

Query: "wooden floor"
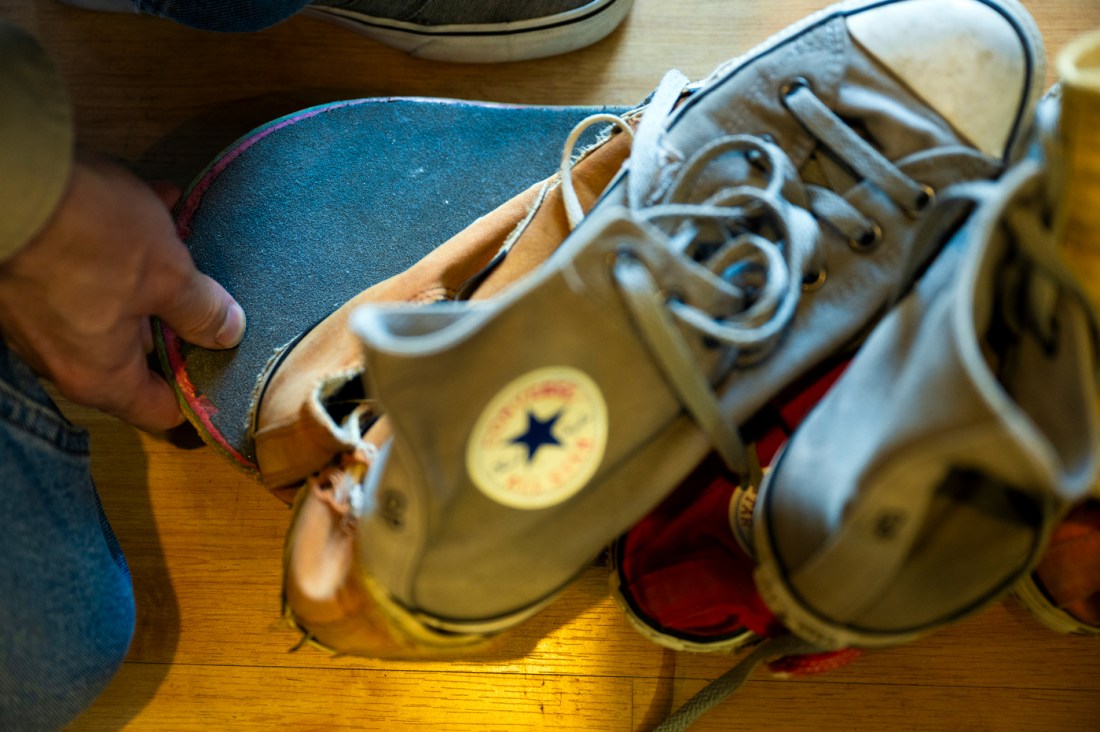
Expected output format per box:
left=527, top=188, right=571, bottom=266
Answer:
left=3, top=0, right=1099, bottom=728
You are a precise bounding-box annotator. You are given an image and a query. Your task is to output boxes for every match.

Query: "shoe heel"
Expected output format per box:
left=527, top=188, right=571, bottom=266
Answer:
left=282, top=469, right=500, bottom=658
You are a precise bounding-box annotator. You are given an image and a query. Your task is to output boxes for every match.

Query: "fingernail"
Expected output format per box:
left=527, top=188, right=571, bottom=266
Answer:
left=216, top=302, right=246, bottom=348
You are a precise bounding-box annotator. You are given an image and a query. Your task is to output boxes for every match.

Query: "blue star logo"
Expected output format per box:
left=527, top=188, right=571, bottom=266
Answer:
left=510, top=410, right=563, bottom=462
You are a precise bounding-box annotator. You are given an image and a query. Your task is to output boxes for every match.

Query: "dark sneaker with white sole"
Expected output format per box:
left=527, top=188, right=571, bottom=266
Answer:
left=59, top=0, right=634, bottom=60
left=306, top=0, right=635, bottom=62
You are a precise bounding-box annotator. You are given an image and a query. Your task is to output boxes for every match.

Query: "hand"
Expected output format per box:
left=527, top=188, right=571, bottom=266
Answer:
left=0, top=154, right=246, bottom=432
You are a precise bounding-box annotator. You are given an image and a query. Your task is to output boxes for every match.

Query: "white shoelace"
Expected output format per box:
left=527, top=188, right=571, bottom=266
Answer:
left=555, top=70, right=935, bottom=483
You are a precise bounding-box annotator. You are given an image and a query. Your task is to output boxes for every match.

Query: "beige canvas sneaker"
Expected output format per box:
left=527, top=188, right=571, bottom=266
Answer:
left=271, top=0, right=1047, bottom=657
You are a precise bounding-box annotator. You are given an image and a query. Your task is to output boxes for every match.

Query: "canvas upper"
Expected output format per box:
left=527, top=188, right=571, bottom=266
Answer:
left=339, top=0, right=1046, bottom=628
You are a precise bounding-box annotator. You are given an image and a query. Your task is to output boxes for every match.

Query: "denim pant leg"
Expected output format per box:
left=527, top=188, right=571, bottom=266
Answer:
left=0, top=341, right=135, bottom=731
left=135, top=0, right=312, bottom=31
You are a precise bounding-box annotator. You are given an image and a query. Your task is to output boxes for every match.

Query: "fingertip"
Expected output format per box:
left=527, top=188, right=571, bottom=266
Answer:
left=215, top=301, right=247, bottom=348
left=158, top=406, right=188, bottom=432
left=158, top=271, right=246, bottom=352
left=118, top=369, right=186, bottom=433
left=132, top=390, right=185, bottom=434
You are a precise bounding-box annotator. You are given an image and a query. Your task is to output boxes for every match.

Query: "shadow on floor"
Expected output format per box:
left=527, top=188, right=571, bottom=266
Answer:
left=66, top=417, right=179, bottom=730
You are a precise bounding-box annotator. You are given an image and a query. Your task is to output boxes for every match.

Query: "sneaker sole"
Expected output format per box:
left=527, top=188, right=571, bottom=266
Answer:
left=1012, top=574, right=1100, bottom=636
left=302, top=0, right=634, bottom=63
left=154, top=99, right=620, bottom=478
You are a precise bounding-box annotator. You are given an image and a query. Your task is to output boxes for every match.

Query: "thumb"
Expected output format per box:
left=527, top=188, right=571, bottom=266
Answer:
left=159, top=268, right=247, bottom=350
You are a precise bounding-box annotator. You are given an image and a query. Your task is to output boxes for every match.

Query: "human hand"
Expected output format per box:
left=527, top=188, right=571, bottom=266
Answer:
left=0, top=153, right=245, bottom=432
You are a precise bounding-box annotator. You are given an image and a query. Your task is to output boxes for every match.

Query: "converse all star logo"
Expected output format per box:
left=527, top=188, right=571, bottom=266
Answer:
left=467, top=367, right=609, bottom=510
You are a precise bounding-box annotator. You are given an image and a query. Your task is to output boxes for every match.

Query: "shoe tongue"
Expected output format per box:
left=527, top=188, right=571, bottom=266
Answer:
left=472, top=131, right=632, bottom=300
left=1036, top=536, right=1100, bottom=615
left=618, top=460, right=782, bottom=639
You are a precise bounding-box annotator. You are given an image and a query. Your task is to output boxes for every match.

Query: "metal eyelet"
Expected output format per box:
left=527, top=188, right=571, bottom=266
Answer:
left=746, top=147, right=767, bottom=170
left=666, top=288, right=688, bottom=306
left=801, top=268, right=827, bottom=292
left=916, top=184, right=936, bottom=209
left=779, top=76, right=811, bottom=104
left=380, top=489, right=407, bottom=530
left=608, top=244, right=636, bottom=272
left=848, top=222, right=883, bottom=252
left=908, top=184, right=936, bottom=216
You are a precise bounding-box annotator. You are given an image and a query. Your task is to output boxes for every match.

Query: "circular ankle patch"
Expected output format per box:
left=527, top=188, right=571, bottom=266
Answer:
left=466, top=366, right=608, bottom=510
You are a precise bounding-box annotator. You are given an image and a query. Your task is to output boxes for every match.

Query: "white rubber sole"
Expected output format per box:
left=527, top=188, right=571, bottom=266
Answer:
left=303, top=0, right=633, bottom=63
left=1012, top=574, right=1100, bottom=636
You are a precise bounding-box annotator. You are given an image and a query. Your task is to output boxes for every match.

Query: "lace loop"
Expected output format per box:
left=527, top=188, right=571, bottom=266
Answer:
left=550, top=73, right=937, bottom=483
left=783, top=81, right=933, bottom=215
left=560, top=114, right=635, bottom=228
left=628, top=68, right=693, bottom=209
left=612, top=250, right=753, bottom=482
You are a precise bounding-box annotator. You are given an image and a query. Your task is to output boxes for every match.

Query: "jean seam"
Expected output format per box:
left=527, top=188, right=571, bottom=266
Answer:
left=0, top=379, right=88, bottom=455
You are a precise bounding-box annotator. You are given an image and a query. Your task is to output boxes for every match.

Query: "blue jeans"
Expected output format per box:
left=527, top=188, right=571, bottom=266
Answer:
left=135, top=0, right=312, bottom=31
left=0, top=339, right=135, bottom=730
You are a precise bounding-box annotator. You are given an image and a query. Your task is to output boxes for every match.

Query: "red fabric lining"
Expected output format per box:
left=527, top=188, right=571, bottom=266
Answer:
left=617, top=359, right=851, bottom=670
left=1036, top=501, right=1100, bottom=622
left=619, top=464, right=782, bottom=638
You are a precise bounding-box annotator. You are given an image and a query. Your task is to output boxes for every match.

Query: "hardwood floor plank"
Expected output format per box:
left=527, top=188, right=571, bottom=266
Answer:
left=632, top=677, right=1100, bottom=732
left=70, top=663, right=635, bottom=731
left=56, top=403, right=1100, bottom=709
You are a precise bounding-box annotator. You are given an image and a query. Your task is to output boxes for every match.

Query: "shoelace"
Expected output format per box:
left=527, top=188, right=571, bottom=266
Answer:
left=557, top=69, right=934, bottom=488
left=596, top=85, right=1100, bottom=729
left=545, top=69, right=948, bottom=728
left=650, top=633, right=841, bottom=732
